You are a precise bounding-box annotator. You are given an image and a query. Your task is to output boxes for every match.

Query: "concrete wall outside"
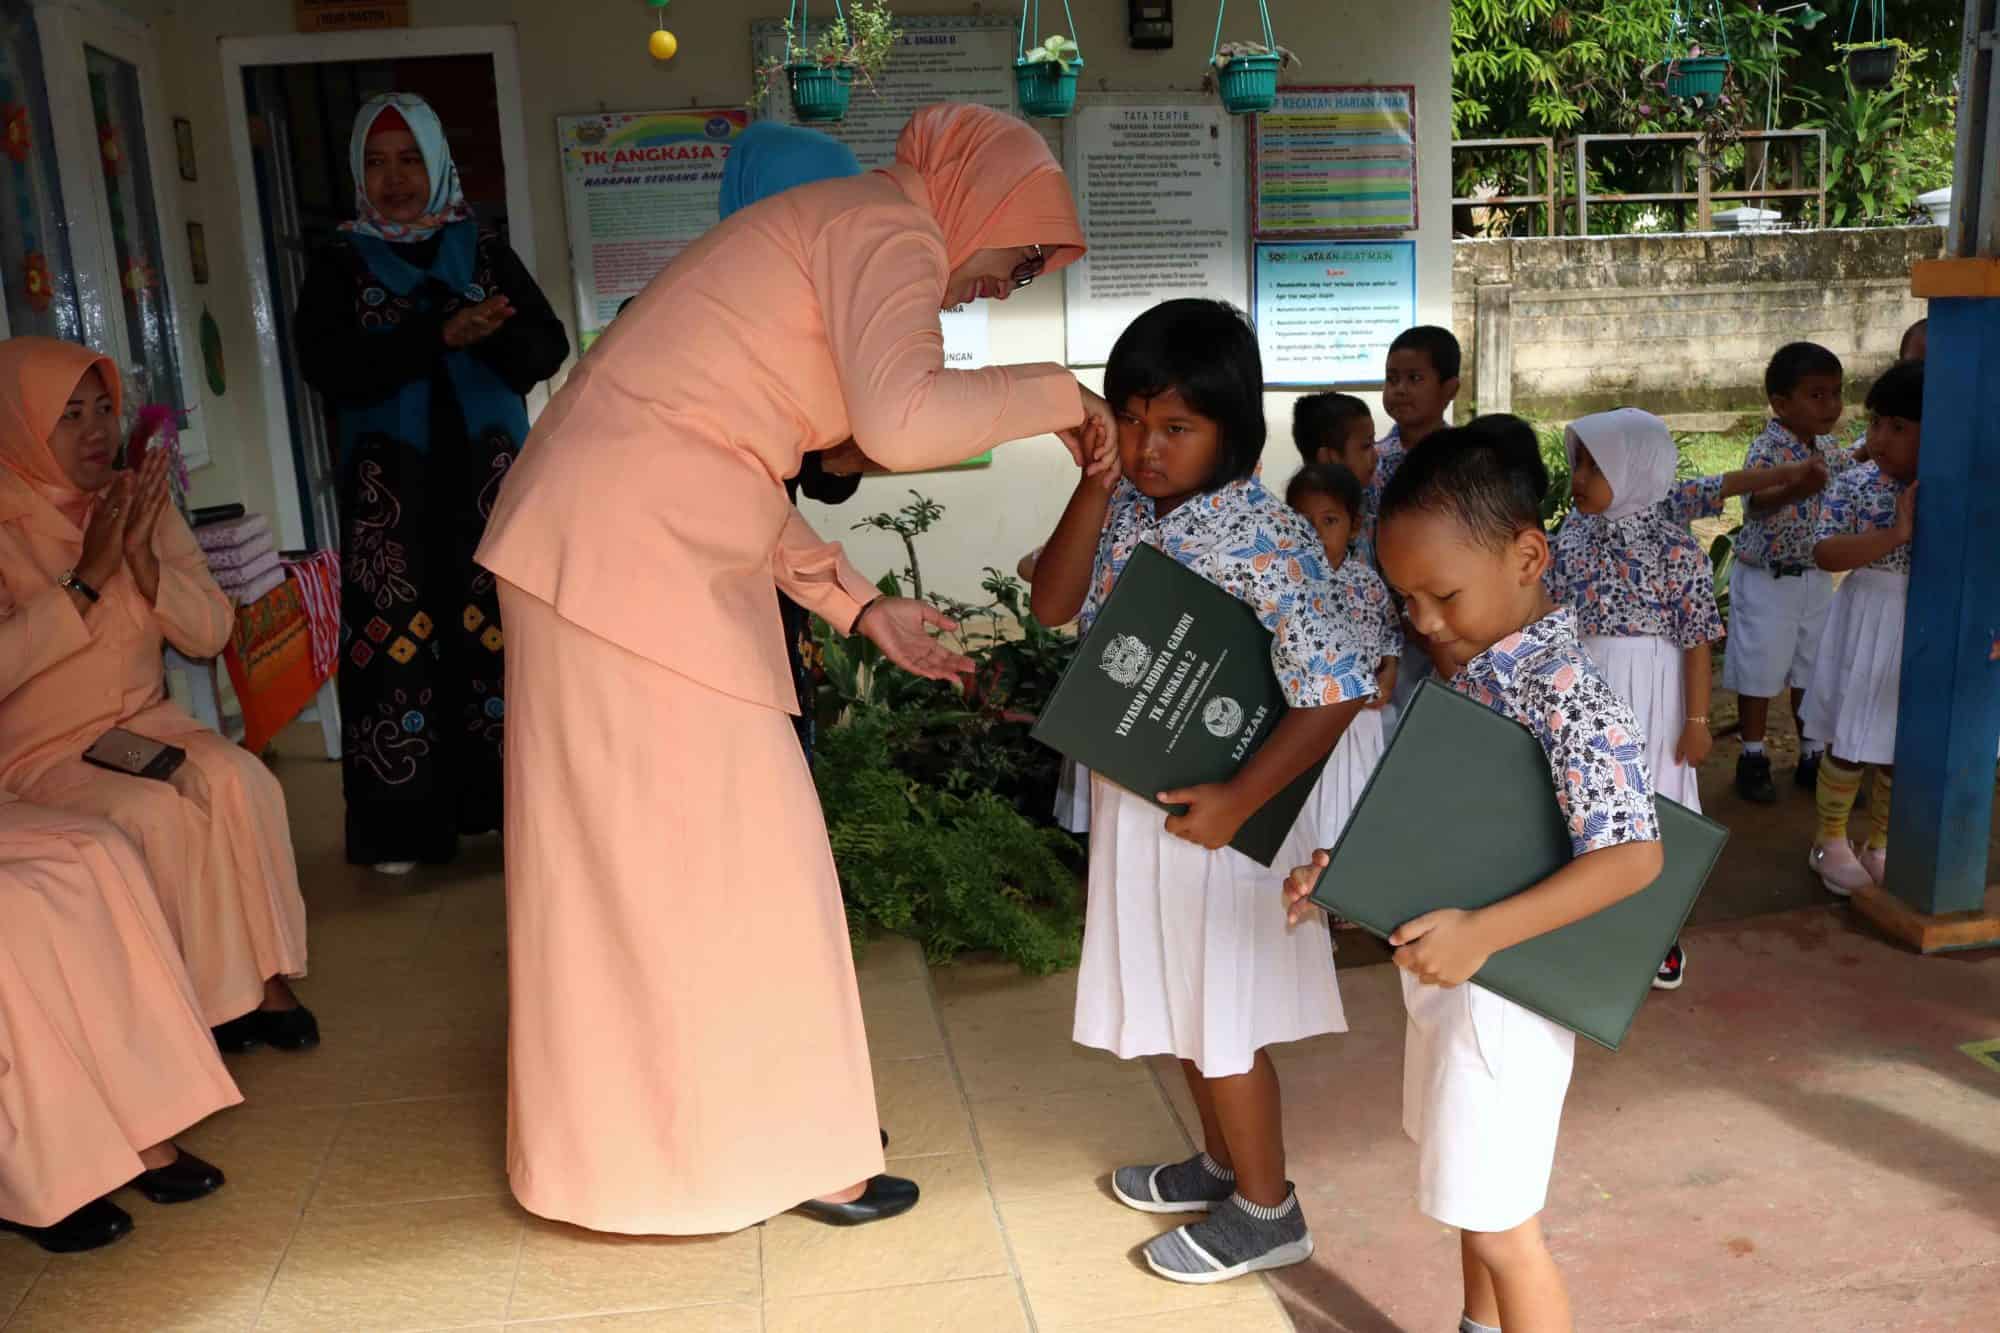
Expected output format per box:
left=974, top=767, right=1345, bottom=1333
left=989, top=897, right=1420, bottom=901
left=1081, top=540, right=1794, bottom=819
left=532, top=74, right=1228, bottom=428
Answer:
left=1454, top=225, right=1943, bottom=425
left=130, top=0, right=1454, bottom=601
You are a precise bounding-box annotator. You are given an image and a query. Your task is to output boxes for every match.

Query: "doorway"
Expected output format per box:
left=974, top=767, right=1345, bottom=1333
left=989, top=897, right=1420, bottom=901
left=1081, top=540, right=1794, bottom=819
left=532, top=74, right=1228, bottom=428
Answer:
left=219, top=26, right=539, bottom=554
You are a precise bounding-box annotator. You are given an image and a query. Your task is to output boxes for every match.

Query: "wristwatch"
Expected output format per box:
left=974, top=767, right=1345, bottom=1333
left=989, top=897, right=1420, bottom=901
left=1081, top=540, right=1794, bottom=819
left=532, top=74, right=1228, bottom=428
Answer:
left=57, top=569, right=100, bottom=604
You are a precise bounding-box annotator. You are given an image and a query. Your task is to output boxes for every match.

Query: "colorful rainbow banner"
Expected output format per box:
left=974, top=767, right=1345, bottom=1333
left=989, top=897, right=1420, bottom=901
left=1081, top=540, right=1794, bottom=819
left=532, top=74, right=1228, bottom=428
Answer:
left=1252, top=87, right=1419, bottom=237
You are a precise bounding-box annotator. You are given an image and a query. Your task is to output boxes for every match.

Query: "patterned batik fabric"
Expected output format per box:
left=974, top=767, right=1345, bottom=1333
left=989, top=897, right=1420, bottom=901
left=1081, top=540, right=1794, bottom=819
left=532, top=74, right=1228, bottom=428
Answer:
left=1813, top=461, right=1912, bottom=575
left=1450, top=608, right=1662, bottom=858
left=1544, top=498, right=1726, bottom=650
left=1326, top=555, right=1404, bottom=671
left=1732, top=420, right=1861, bottom=571
left=1082, top=478, right=1377, bottom=709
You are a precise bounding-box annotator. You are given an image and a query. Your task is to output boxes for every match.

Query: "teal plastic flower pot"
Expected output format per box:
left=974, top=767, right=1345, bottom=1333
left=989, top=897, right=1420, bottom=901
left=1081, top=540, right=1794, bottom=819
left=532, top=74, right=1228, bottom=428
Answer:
left=1014, top=58, right=1082, bottom=119
left=1846, top=46, right=1898, bottom=90
left=1665, top=55, right=1731, bottom=108
left=1214, top=52, right=1282, bottom=114
left=789, top=63, right=854, bottom=124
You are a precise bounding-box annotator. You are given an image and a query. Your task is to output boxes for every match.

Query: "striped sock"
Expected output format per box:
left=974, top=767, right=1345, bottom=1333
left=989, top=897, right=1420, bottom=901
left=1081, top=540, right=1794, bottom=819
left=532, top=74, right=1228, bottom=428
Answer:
left=1816, top=756, right=1864, bottom=842
left=1460, top=1318, right=1503, bottom=1333
left=1867, top=771, right=1894, bottom=851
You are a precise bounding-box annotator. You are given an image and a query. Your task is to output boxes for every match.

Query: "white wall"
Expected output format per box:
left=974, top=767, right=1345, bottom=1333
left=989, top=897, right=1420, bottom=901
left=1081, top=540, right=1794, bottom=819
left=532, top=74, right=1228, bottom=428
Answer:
left=144, top=0, right=1452, bottom=598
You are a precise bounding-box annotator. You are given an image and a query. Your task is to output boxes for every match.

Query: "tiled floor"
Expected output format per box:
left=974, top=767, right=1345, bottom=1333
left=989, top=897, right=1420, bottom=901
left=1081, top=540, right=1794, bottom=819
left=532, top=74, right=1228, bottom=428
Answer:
left=0, top=735, right=1295, bottom=1332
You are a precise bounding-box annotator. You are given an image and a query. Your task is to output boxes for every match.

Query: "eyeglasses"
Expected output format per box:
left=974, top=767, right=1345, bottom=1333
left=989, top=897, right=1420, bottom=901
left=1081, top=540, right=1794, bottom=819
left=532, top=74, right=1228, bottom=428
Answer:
left=1010, top=245, right=1047, bottom=290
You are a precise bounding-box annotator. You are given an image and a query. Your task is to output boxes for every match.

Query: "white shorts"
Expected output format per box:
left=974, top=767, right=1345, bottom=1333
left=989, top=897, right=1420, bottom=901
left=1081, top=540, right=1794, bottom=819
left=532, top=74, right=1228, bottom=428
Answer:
left=1722, top=562, right=1835, bottom=699
left=1402, top=972, right=1576, bottom=1234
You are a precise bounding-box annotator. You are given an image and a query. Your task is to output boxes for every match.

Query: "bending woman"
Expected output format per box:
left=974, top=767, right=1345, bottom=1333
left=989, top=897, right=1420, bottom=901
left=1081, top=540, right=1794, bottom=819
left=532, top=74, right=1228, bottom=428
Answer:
left=295, top=92, right=569, bottom=874
left=477, top=103, right=1114, bottom=1235
left=0, top=336, right=312, bottom=1051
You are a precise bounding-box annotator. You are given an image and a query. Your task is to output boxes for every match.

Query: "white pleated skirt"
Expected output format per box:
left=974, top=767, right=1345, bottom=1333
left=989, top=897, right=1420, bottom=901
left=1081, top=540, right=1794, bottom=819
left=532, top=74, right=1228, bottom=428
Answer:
left=1072, top=708, right=1385, bottom=1078
left=1053, top=759, right=1091, bottom=834
left=1581, top=634, right=1702, bottom=811
left=1802, top=569, right=1907, bottom=766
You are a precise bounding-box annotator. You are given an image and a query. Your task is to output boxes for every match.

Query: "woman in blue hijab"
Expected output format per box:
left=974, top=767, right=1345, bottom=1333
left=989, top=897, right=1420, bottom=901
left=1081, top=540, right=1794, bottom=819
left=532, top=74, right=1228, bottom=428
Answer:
left=719, top=124, right=872, bottom=769
left=293, top=93, right=569, bottom=877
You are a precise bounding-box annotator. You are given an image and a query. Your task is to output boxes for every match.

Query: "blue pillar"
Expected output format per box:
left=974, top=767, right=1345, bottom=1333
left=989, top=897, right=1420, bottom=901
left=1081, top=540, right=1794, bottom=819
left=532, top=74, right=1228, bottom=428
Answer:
left=1886, top=293, right=2000, bottom=915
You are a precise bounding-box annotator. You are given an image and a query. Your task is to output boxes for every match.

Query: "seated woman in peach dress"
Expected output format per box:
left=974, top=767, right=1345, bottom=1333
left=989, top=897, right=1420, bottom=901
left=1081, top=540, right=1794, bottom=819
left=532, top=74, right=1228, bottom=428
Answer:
left=0, top=336, right=312, bottom=1051
left=0, top=797, right=241, bottom=1253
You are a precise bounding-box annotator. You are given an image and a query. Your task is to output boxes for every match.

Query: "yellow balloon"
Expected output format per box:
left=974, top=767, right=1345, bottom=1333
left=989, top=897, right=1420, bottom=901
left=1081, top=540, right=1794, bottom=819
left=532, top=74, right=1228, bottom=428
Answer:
left=648, top=28, right=678, bottom=61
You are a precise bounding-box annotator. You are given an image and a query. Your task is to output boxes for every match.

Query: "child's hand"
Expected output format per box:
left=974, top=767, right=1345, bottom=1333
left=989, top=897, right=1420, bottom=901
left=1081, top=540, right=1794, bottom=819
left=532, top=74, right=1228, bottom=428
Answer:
left=1159, top=782, right=1251, bottom=850
left=1368, top=658, right=1398, bottom=710
left=1792, top=456, right=1830, bottom=495
left=1675, top=718, right=1713, bottom=767
left=1283, top=851, right=1329, bottom=926
left=1894, top=480, right=1919, bottom=541
left=1390, top=908, right=1493, bottom=987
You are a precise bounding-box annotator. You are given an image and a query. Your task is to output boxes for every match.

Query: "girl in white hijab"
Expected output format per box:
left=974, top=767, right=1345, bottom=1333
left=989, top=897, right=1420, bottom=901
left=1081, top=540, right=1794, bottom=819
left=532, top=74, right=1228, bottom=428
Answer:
left=1546, top=408, right=1807, bottom=989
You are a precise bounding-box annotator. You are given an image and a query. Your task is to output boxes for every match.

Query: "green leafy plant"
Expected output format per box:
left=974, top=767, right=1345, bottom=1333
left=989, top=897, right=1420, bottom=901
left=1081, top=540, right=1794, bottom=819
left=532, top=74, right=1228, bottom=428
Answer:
left=1022, top=33, right=1080, bottom=67
left=1799, top=41, right=1955, bottom=226
left=753, top=0, right=902, bottom=107
left=1212, top=40, right=1299, bottom=68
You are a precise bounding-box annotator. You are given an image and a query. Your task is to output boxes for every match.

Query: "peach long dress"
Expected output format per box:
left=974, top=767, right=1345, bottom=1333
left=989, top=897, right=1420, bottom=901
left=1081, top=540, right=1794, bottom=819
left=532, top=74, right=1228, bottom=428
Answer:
left=0, top=797, right=241, bottom=1228
left=476, top=104, right=1089, bottom=1235
left=0, top=338, right=307, bottom=1026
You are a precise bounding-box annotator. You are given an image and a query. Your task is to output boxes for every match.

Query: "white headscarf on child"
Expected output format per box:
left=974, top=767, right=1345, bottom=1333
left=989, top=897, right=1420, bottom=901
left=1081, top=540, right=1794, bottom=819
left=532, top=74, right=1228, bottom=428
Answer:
left=1565, top=408, right=1678, bottom=523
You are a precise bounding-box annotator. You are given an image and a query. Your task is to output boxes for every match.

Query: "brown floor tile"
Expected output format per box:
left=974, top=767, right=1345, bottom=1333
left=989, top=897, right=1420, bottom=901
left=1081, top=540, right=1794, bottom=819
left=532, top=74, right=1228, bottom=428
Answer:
left=0, top=1241, right=48, bottom=1326
left=363, top=1014, right=509, bottom=1102
left=503, top=1305, right=760, bottom=1332
left=971, top=1084, right=1191, bottom=1203
left=873, top=1056, right=976, bottom=1158
left=1146, top=1055, right=1203, bottom=1139
left=506, top=1219, right=759, bottom=1321
left=1039, top=1294, right=1293, bottom=1331
left=859, top=979, right=948, bottom=1062
left=854, top=933, right=929, bottom=985
left=761, top=1152, right=1009, bottom=1300
left=5, top=1214, right=290, bottom=1332
left=765, top=1275, right=1031, bottom=1332
left=216, top=1018, right=389, bottom=1111
left=161, top=1104, right=346, bottom=1229
left=258, top=1194, right=524, bottom=1332
left=932, top=958, right=1079, bottom=1016
left=1001, top=1190, right=1257, bottom=1326
left=946, top=1014, right=1151, bottom=1103
left=312, top=1093, right=508, bottom=1208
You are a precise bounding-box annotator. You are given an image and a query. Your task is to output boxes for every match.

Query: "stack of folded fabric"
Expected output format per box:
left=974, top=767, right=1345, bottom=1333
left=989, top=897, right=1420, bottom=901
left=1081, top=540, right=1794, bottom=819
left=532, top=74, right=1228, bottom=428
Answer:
left=193, top=512, right=285, bottom=606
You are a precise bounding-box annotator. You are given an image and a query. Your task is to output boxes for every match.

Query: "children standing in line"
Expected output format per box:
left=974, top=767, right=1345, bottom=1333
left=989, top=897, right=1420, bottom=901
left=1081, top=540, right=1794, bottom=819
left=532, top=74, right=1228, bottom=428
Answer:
left=1286, top=429, right=1665, bottom=1333
left=1805, top=359, right=1924, bottom=895
left=1286, top=461, right=1403, bottom=769
left=1725, top=343, right=1849, bottom=803
left=1292, top=394, right=1381, bottom=561
left=1373, top=327, right=1465, bottom=717
left=1032, top=299, right=1374, bottom=1285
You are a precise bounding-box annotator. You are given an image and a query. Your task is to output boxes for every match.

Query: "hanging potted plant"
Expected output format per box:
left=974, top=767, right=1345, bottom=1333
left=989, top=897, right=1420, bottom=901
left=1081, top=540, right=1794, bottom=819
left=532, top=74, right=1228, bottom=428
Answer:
left=1842, top=2, right=1898, bottom=89
left=753, top=0, right=901, bottom=126
left=1205, top=1, right=1295, bottom=116
left=1014, top=3, right=1083, bottom=121
left=1662, top=0, right=1732, bottom=108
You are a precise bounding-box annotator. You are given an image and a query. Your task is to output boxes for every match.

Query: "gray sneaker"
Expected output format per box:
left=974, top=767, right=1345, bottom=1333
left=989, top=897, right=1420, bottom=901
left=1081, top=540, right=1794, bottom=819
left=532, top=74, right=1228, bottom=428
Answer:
left=1142, top=1190, right=1314, bottom=1285
left=1111, top=1153, right=1234, bottom=1215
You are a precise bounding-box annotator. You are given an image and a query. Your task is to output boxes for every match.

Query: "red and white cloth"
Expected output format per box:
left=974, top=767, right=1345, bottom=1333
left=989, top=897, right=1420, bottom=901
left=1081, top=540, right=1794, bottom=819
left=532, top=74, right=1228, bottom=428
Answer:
left=281, top=548, right=341, bottom=681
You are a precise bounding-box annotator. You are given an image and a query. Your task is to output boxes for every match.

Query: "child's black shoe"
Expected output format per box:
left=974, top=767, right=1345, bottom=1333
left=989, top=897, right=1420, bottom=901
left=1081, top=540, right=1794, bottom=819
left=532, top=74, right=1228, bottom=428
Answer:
left=1735, top=752, right=1777, bottom=803
left=1794, top=751, right=1822, bottom=792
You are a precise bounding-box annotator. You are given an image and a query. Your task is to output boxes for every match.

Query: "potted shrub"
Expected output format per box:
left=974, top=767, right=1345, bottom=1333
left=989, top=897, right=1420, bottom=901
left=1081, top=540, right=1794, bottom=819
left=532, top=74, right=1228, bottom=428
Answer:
left=1015, top=25, right=1083, bottom=120
left=1842, top=2, right=1897, bottom=89
left=753, top=0, right=901, bottom=126
left=1205, top=0, right=1294, bottom=115
left=1663, top=45, right=1732, bottom=108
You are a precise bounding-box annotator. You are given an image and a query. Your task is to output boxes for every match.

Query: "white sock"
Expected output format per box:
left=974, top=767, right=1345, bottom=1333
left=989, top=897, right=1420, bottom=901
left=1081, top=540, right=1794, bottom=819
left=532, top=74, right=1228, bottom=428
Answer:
left=1801, top=739, right=1825, bottom=758
left=1460, top=1317, right=1502, bottom=1333
left=1743, top=740, right=1765, bottom=756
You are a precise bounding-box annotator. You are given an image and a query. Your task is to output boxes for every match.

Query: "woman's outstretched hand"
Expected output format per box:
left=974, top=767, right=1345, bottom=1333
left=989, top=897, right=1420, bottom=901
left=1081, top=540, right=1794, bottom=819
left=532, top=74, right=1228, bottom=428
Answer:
left=1058, top=385, right=1120, bottom=488
left=856, top=598, right=975, bottom=684
left=443, top=294, right=515, bottom=349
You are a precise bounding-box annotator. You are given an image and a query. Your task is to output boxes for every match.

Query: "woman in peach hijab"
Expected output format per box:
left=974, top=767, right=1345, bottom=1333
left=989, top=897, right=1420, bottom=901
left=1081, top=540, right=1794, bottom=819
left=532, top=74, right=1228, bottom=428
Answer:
left=0, top=797, right=241, bottom=1253
left=477, top=104, right=1114, bottom=1235
left=0, top=337, right=313, bottom=1050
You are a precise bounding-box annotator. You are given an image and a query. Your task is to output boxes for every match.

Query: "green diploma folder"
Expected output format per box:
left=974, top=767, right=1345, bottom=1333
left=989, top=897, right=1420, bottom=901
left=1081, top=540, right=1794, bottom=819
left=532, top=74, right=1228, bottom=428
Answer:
left=1307, top=680, right=1727, bottom=1050
left=1031, top=544, right=1325, bottom=866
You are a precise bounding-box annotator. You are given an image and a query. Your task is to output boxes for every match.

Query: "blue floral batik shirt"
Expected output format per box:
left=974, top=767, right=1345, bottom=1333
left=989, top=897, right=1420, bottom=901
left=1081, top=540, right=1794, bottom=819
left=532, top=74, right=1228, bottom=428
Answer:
left=1082, top=478, right=1377, bottom=708
left=1813, top=461, right=1911, bottom=575
left=1327, top=555, right=1403, bottom=670
left=1452, top=609, right=1661, bottom=857
left=1733, top=420, right=1861, bottom=572
left=1544, top=480, right=1727, bottom=650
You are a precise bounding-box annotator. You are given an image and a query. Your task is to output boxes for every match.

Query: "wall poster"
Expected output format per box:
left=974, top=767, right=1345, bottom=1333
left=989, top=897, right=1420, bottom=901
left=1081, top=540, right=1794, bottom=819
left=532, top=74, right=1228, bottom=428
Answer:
left=1252, top=240, right=1417, bottom=388
left=1062, top=100, right=1249, bottom=367
left=1251, top=86, right=1418, bottom=237
left=556, top=109, right=748, bottom=348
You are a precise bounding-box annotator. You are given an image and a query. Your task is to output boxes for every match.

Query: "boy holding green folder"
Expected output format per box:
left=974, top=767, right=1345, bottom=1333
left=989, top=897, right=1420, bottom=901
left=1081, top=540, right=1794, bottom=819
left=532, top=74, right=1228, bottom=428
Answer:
left=1283, top=426, right=1664, bottom=1333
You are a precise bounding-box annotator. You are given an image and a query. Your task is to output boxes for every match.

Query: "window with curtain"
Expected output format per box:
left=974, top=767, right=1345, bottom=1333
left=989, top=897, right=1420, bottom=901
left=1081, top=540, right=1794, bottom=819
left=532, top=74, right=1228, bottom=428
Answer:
left=86, top=41, right=184, bottom=422
left=0, top=3, right=78, bottom=341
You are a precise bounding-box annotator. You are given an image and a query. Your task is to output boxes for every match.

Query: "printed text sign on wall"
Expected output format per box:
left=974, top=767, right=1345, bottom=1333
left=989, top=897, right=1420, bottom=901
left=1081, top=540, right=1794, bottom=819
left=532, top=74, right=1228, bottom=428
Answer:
left=294, top=1, right=411, bottom=33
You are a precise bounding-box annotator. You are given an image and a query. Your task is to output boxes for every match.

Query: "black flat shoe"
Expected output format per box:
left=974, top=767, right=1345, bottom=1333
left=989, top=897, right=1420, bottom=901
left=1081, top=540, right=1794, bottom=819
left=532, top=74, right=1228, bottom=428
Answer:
left=130, top=1148, right=225, bottom=1205
left=0, top=1198, right=133, bottom=1253
left=256, top=1004, right=320, bottom=1051
left=793, top=1174, right=920, bottom=1227
left=211, top=1012, right=263, bottom=1053
left=881, top=1128, right=889, bottom=1150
